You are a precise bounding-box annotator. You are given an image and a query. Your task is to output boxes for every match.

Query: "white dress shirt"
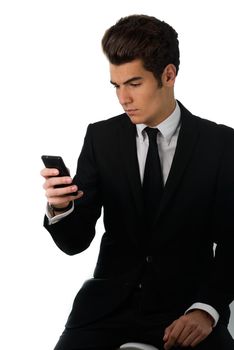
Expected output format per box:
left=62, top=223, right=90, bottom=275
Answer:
left=136, top=102, right=181, bottom=185
left=46, top=101, right=219, bottom=325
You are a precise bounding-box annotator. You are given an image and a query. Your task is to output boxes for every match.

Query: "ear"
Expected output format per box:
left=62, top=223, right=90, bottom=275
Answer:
left=162, top=64, right=177, bottom=86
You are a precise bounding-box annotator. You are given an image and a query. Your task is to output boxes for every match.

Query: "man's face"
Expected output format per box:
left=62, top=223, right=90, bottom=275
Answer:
left=110, top=59, right=175, bottom=126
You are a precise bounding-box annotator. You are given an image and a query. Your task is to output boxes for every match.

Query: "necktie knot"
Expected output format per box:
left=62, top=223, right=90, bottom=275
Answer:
left=144, top=127, right=159, bottom=140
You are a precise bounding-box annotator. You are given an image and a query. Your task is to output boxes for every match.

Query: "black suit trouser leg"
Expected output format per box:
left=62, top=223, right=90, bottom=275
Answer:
left=53, top=288, right=234, bottom=350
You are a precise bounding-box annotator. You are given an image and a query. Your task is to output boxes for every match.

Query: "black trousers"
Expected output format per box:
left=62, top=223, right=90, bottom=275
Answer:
left=54, top=288, right=234, bottom=350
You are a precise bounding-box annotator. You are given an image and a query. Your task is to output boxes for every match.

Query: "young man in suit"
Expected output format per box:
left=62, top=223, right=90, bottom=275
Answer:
left=41, top=15, right=234, bottom=350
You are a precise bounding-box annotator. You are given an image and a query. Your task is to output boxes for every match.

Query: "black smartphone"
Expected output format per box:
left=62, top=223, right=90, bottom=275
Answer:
left=41, top=155, right=78, bottom=195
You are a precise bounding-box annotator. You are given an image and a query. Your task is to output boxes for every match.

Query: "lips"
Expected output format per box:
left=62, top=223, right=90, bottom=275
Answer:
left=125, top=109, right=138, bottom=114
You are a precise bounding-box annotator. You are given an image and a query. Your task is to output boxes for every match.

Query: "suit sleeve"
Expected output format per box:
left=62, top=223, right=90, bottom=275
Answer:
left=43, top=124, right=102, bottom=255
left=197, top=127, right=234, bottom=316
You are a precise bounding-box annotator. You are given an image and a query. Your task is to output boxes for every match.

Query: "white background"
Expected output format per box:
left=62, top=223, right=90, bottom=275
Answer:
left=0, top=0, right=234, bottom=349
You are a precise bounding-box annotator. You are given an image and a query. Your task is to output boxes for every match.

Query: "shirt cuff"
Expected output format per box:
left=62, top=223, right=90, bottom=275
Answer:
left=46, top=201, right=74, bottom=225
left=185, top=302, right=219, bottom=327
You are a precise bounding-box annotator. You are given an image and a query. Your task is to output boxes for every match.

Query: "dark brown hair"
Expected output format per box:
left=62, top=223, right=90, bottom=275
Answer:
left=102, top=14, right=180, bottom=86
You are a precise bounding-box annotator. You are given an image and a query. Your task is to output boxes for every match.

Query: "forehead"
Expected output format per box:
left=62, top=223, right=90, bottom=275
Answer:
left=110, top=59, right=152, bottom=84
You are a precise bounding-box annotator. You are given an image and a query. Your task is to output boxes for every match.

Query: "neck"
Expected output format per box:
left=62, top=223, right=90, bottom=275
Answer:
left=148, top=98, right=177, bottom=127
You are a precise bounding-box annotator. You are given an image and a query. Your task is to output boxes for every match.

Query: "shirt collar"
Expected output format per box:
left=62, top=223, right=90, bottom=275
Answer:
left=136, top=101, right=181, bottom=144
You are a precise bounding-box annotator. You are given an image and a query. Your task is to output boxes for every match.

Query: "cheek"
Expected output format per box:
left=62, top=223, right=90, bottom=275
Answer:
left=143, top=93, right=159, bottom=110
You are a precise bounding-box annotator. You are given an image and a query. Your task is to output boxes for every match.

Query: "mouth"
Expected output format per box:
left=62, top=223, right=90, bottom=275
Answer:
left=125, top=109, right=138, bottom=115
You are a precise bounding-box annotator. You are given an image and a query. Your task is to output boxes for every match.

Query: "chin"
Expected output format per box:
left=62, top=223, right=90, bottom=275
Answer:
left=128, top=115, right=145, bottom=125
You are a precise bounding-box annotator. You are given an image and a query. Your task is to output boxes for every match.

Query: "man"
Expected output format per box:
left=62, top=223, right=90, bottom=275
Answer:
left=41, top=15, right=234, bottom=350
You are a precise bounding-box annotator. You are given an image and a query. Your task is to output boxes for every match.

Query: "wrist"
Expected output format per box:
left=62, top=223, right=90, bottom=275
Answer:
left=188, top=309, right=214, bottom=327
left=49, top=202, right=72, bottom=214
left=185, top=303, right=219, bottom=327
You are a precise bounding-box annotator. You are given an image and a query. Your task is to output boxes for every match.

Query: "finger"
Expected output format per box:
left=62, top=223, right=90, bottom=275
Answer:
left=43, top=176, right=73, bottom=190
left=190, top=327, right=212, bottom=348
left=176, top=323, right=196, bottom=345
left=48, top=190, right=84, bottom=206
left=178, top=311, right=213, bottom=347
left=45, top=184, right=79, bottom=199
left=40, top=168, right=59, bottom=178
left=163, top=322, right=175, bottom=341
left=164, top=322, right=185, bottom=350
left=181, top=331, right=201, bottom=347
left=190, top=336, right=204, bottom=348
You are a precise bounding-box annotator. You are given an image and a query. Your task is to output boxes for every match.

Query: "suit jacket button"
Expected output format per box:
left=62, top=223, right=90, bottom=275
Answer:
left=146, top=255, right=153, bottom=263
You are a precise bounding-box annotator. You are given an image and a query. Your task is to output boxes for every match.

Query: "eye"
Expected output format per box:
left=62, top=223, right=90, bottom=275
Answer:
left=130, top=83, right=141, bottom=87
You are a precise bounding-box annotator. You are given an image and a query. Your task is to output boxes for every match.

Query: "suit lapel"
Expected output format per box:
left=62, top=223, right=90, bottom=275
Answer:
left=117, top=105, right=200, bottom=232
left=155, top=103, right=200, bottom=221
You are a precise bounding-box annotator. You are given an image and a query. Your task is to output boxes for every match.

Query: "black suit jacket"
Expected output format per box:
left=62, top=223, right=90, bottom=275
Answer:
left=44, top=101, right=234, bottom=329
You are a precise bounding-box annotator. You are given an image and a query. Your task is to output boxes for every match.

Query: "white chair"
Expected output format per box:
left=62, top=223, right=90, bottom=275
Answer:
left=119, top=342, right=159, bottom=350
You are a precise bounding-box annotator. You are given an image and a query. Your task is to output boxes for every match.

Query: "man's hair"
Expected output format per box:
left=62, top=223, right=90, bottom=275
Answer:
left=102, top=14, right=180, bottom=86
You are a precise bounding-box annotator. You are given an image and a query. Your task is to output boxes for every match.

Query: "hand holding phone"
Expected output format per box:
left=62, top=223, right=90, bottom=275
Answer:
left=41, top=155, right=78, bottom=196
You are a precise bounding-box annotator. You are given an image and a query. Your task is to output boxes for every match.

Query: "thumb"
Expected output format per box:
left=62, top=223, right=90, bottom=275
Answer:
left=163, top=323, right=174, bottom=341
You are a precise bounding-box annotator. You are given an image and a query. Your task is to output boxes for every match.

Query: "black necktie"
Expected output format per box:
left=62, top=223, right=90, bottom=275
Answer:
left=143, top=127, right=163, bottom=224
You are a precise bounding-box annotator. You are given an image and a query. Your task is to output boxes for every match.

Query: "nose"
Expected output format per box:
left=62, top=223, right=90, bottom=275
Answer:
left=117, top=87, right=132, bottom=106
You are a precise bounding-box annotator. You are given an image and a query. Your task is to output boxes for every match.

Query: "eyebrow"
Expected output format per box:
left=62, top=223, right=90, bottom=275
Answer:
left=110, top=76, right=143, bottom=86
